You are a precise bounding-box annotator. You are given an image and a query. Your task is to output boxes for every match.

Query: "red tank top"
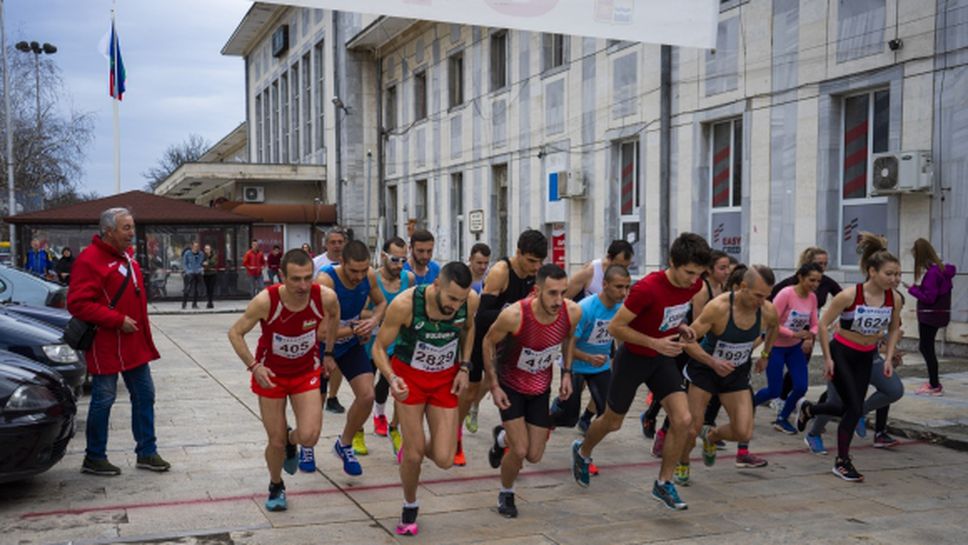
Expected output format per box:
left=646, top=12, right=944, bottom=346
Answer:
left=255, top=284, right=325, bottom=377
left=499, top=297, right=572, bottom=395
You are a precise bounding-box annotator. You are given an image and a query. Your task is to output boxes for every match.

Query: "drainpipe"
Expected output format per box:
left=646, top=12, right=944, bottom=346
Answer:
left=659, top=44, right=672, bottom=267
left=332, top=11, right=343, bottom=226
left=376, top=56, right=385, bottom=242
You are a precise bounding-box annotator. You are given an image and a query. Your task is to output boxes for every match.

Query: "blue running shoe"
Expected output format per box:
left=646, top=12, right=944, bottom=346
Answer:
left=855, top=417, right=867, bottom=438
left=652, top=480, right=687, bottom=510
left=265, top=481, right=287, bottom=511
left=773, top=419, right=797, bottom=435
left=571, top=440, right=590, bottom=487
left=283, top=428, right=298, bottom=475
left=333, top=439, right=363, bottom=476
left=804, top=433, right=827, bottom=455
left=298, top=445, right=316, bottom=472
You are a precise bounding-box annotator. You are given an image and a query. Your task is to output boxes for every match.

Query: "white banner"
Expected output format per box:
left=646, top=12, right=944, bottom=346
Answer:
left=257, top=0, right=719, bottom=50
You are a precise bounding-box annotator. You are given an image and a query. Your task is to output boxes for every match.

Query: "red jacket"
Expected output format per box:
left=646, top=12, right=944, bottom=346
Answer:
left=243, top=249, right=265, bottom=277
left=67, top=235, right=160, bottom=375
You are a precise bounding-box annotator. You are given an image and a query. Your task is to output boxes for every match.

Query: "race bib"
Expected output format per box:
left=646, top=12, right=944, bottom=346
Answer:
left=784, top=310, right=810, bottom=332
left=712, top=340, right=755, bottom=367
left=410, top=339, right=459, bottom=373
left=272, top=330, right=317, bottom=359
left=851, top=305, right=892, bottom=336
left=658, top=302, right=691, bottom=332
left=516, top=345, right=561, bottom=374
left=588, top=319, right=613, bottom=346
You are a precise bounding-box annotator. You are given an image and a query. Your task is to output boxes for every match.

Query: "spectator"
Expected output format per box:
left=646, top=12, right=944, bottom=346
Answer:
left=242, top=239, right=266, bottom=297
left=312, top=227, right=346, bottom=273
left=25, top=238, right=51, bottom=277
left=67, top=207, right=169, bottom=476
left=202, top=244, right=218, bottom=309
left=906, top=238, right=957, bottom=396
left=182, top=242, right=204, bottom=310
left=468, top=242, right=491, bottom=293
left=55, top=247, right=75, bottom=285
left=266, top=245, right=282, bottom=284
left=301, top=242, right=313, bottom=256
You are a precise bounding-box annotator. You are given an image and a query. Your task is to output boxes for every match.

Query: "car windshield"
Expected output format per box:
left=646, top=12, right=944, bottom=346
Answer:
left=0, top=266, right=62, bottom=289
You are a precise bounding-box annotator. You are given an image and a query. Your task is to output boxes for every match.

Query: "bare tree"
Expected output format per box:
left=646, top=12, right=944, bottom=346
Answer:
left=142, top=133, right=210, bottom=191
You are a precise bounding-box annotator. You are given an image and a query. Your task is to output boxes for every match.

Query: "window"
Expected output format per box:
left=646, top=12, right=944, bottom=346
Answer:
left=839, top=89, right=890, bottom=267
left=709, top=118, right=743, bottom=259
left=415, top=179, right=428, bottom=222
left=492, top=164, right=509, bottom=257
left=387, top=185, right=398, bottom=238
left=315, top=41, right=325, bottom=152
left=280, top=73, right=289, bottom=163
left=270, top=80, right=279, bottom=162
left=414, top=71, right=427, bottom=121
left=449, top=52, right=464, bottom=108
left=255, top=94, right=263, bottom=162
left=385, top=85, right=397, bottom=131
left=451, top=172, right=464, bottom=259
left=303, top=52, right=312, bottom=156
left=262, top=89, right=271, bottom=162
left=291, top=64, right=300, bottom=162
left=490, top=31, right=508, bottom=91
left=618, top=140, right=640, bottom=243
left=543, top=33, right=566, bottom=71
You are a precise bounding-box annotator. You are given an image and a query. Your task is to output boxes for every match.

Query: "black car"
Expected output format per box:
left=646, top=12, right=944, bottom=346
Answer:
left=1, top=302, right=71, bottom=330
left=0, top=312, right=85, bottom=394
left=0, top=350, right=76, bottom=483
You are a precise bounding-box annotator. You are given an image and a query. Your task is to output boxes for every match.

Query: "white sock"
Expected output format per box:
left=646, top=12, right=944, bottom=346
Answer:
left=497, top=430, right=507, bottom=449
left=500, top=486, right=514, bottom=494
left=374, top=402, right=386, bottom=417
left=403, top=500, right=419, bottom=509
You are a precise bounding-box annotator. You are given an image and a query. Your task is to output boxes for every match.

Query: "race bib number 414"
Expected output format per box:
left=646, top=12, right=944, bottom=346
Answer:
left=516, top=345, right=561, bottom=374
left=272, top=330, right=316, bottom=359
left=658, top=302, right=691, bottom=332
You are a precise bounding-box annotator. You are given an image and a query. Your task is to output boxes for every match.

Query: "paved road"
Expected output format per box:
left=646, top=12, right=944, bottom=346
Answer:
left=2, top=313, right=966, bottom=545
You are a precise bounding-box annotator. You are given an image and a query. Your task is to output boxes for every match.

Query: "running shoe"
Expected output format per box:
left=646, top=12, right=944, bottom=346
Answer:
left=773, top=419, right=797, bottom=435
left=873, top=432, right=900, bottom=449
left=652, top=480, right=687, bottom=511
left=395, top=506, right=419, bottom=536
left=298, top=445, right=317, bottom=472
left=389, top=426, right=403, bottom=460
left=832, top=457, right=864, bottom=482
left=373, top=414, right=389, bottom=437
left=734, top=452, right=768, bottom=468
left=333, top=440, right=363, bottom=476
left=915, top=382, right=944, bottom=396
left=283, top=428, right=298, bottom=475
left=589, top=462, right=600, bottom=476
left=699, top=425, right=717, bottom=467
left=571, top=439, right=591, bottom=487
left=578, top=415, right=591, bottom=435
left=81, top=457, right=121, bottom=476
left=488, top=426, right=506, bottom=469
left=804, top=433, right=827, bottom=455
left=640, top=412, right=656, bottom=440
left=715, top=440, right=727, bottom=451
left=136, top=454, right=171, bottom=472
left=674, top=463, right=690, bottom=486
left=769, top=398, right=783, bottom=419
left=855, top=417, right=867, bottom=438
left=352, top=430, right=368, bottom=456
left=795, top=399, right=813, bottom=433
left=265, top=480, right=287, bottom=512
left=465, top=406, right=479, bottom=434
left=498, top=491, right=518, bottom=518
left=454, top=440, right=466, bottom=466
left=326, top=397, right=346, bottom=414
left=651, top=429, right=666, bottom=458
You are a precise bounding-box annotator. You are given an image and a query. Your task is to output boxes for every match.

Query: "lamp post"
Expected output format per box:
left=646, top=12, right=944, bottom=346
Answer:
left=15, top=40, right=56, bottom=204
left=0, top=0, right=16, bottom=261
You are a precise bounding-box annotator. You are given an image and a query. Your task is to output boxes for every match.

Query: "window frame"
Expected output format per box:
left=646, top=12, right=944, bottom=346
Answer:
left=448, top=51, right=465, bottom=109
left=385, top=84, right=398, bottom=131
left=413, top=70, right=427, bottom=122
left=617, top=139, right=641, bottom=244
left=543, top=33, right=566, bottom=72
left=490, top=30, right=509, bottom=92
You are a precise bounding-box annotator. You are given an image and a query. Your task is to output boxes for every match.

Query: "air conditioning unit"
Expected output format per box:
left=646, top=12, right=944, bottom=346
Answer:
left=556, top=169, right=587, bottom=199
left=869, top=151, right=933, bottom=196
left=243, top=186, right=265, bottom=203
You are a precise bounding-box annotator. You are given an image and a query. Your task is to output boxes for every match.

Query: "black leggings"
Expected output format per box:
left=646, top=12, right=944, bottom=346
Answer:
left=553, top=370, right=611, bottom=428
left=375, top=371, right=390, bottom=405
left=203, top=274, right=216, bottom=306
left=919, top=322, right=941, bottom=388
left=810, top=339, right=874, bottom=460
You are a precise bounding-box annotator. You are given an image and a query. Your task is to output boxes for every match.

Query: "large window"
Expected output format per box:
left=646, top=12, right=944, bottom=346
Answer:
left=492, top=163, right=509, bottom=257
left=315, top=41, right=325, bottom=152
left=280, top=74, right=289, bottom=164
left=291, top=64, right=300, bottom=162
left=414, top=71, right=427, bottom=122
left=451, top=172, right=464, bottom=259
left=840, top=89, right=889, bottom=267
left=490, top=31, right=508, bottom=91
left=542, top=33, right=566, bottom=71
left=709, top=118, right=743, bottom=259
left=255, top=94, right=263, bottom=162
left=385, top=85, right=397, bottom=131
left=415, top=179, right=428, bottom=223
left=449, top=52, right=464, bottom=108
left=618, top=140, right=640, bottom=244
left=303, top=52, right=312, bottom=156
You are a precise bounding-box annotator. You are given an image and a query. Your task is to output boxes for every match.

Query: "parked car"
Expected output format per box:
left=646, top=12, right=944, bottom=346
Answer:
left=0, top=265, right=67, bottom=308
left=0, top=349, right=76, bottom=483
left=0, top=302, right=71, bottom=330
left=0, top=312, right=84, bottom=395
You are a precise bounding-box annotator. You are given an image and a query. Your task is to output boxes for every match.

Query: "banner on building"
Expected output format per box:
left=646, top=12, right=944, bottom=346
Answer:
left=710, top=210, right=742, bottom=261
left=841, top=202, right=887, bottom=268
left=551, top=223, right=566, bottom=269
left=261, top=0, right=720, bottom=49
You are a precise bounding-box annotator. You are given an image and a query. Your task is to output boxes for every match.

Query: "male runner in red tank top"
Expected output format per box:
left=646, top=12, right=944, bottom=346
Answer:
left=228, top=249, right=339, bottom=512
left=483, top=264, right=581, bottom=518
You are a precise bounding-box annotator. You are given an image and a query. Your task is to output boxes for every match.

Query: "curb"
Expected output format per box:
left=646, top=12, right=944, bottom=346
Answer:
left=149, top=309, right=246, bottom=316
left=887, top=420, right=968, bottom=453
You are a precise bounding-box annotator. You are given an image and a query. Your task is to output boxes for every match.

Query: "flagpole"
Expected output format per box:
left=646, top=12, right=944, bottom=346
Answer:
left=112, top=5, right=120, bottom=194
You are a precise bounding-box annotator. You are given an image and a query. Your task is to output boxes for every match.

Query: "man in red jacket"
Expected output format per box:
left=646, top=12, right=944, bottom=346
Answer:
left=243, top=240, right=267, bottom=297
left=67, top=207, right=169, bottom=476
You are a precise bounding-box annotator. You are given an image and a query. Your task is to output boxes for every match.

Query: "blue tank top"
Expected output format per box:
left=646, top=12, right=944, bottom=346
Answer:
left=403, top=260, right=440, bottom=285
left=364, top=272, right=411, bottom=357
left=572, top=294, right=621, bottom=375
left=321, top=265, right=371, bottom=357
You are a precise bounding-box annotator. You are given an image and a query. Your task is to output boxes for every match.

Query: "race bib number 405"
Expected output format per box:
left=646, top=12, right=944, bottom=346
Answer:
left=658, top=302, right=691, bottom=332
left=272, top=330, right=316, bottom=359
left=712, top=340, right=755, bottom=367
left=516, top=345, right=561, bottom=374
left=411, top=339, right=458, bottom=373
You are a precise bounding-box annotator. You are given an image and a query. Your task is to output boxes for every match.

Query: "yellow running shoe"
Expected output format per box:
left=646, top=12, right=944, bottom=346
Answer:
left=353, top=430, right=368, bottom=456
left=674, top=463, right=690, bottom=486
left=389, top=426, right=402, bottom=459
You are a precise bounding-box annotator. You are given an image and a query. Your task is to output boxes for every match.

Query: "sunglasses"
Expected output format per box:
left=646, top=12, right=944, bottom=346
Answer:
left=384, top=254, right=407, bottom=264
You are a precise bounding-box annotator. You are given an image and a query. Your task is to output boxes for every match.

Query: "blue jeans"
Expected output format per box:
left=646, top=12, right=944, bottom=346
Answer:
left=753, top=343, right=808, bottom=420
left=86, top=364, right=157, bottom=460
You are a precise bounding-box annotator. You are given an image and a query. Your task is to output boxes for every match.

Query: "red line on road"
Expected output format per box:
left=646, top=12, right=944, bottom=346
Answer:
left=20, top=440, right=923, bottom=520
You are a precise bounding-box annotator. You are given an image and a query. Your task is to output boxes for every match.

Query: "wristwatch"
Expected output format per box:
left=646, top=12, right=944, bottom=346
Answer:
left=324, top=351, right=335, bottom=358
left=459, top=361, right=472, bottom=373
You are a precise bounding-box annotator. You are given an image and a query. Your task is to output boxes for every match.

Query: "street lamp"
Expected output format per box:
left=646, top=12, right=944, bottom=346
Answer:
left=15, top=40, right=56, bottom=203
left=0, top=0, right=17, bottom=261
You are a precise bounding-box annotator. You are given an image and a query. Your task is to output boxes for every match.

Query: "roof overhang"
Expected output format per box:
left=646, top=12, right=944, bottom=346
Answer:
left=219, top=202, right=337, bottom=225
left=199, top=122, right=247, bottom=162
left=222, top=2, right=287, bottom=57
left=347, top=16, right=418, bottom=52
left=155, top=163, right=326, bottom=201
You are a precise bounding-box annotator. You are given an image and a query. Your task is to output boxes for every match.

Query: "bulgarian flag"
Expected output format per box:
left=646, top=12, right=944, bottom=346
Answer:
left=108, top=19, right=125, bottom=100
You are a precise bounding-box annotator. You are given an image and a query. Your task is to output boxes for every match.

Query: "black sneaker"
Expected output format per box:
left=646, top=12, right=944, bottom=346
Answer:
left=136, top=454, right=171, bottom=472
left=795, top=399, right=813, bottom=432
left=488, top=425, right=506, bottom=469
left=283, top=427, right=298, bottom=475
left=326, top=397, right=346, bottom=414
left=497, top=491, right=517, bottom=518
left=640, top=412, right=656, bottom=440
left=82, top=457, right=121, bottom=476
left=832, top=457, right=864, bottom=482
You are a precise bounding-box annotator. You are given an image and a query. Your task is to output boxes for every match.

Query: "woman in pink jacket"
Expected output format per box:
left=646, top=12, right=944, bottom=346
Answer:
left=905, top=238, right=956, bottom=396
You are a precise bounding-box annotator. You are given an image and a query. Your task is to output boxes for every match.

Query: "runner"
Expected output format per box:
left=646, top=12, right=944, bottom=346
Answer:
left=484, top=264, right=580, bottom=518
left=313, top=227, right=348, bottom=415
left=564, top=240, right=634, bottom=299
left=372, top=262, right=479, bottom=536
left=752, top=262, right=821, bottom=433
left=302, top=240, right=387, bottom=477
left=677, top=265, right=779, bottom=485
left=796, top=233, right=902, bottom=482
left=463, top=242, right=492, bottom=434
left=458, top=230, right=547, bottom=460
left=403, top=229, right=441, bottom=285
left=572, top=232, right=710, bottom=511
left=227, top=249, right=339, bottom=511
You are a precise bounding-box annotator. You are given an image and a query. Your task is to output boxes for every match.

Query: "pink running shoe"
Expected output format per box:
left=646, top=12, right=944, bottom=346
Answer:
left=395, top=506, right=419, bottom=536
left=651, top=429, right=666, bottom=458
left=915, top=382, right=943, bottom=396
